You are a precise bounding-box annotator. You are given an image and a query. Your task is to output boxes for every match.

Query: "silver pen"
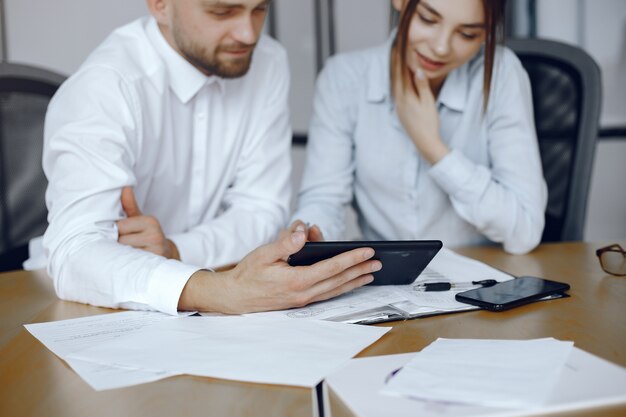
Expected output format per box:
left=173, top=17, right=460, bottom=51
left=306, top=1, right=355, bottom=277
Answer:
left=414, top=279, right=498, bottom=292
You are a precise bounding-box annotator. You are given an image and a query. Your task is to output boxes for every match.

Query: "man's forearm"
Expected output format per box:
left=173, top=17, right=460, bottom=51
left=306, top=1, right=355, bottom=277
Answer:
left=175, top=230, right=380, bottom=316
left=178, top=269, right=230, bottom=313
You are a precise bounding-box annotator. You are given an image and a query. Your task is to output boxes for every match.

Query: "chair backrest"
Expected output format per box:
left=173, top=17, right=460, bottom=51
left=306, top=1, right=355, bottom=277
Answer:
left=0, top=62, right=65, bottom=271
left=507, top=38, right=602, bottom=242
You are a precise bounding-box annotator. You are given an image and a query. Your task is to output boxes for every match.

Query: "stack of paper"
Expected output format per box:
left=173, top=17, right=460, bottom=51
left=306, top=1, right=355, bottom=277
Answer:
left=25, top=312, right=390, bottom=390
left=323, top=339, right=626, bottom=417
left=382, top=338, right=574, bottom=408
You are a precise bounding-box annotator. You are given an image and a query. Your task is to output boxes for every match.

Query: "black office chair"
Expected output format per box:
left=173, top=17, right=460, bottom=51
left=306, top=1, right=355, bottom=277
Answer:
left=507, top=38, right=602, bottom=242
left=0, top=62, right=66, bottom=272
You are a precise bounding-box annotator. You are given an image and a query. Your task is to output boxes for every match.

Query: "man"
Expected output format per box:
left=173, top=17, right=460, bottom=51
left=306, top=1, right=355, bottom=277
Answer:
left=43, top=0, right=380, bottom=315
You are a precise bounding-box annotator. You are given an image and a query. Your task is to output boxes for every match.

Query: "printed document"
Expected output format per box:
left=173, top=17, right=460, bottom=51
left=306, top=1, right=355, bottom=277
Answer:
left=324, top=344, right=626, bottom=417
left=246, top=248, right=513, bottom=323
left=65, top=315, right=389, bottom=387
left=381, top=338, right=574, bottom=408
left=24, top=311, right=186, bottom=390
left=26, top=313, right=389, bottom=390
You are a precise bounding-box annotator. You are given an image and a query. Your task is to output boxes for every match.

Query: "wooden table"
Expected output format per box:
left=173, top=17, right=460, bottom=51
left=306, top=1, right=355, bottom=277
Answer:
left=1, top=241, right=625, bottom=417
left=333, top=241, right=626, bottom=417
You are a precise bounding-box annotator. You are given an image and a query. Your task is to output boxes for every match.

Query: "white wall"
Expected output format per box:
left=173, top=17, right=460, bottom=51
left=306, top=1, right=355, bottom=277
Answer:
left=579, top=0, right=626, bottom=240
left=274, top=0, right=317, bottom=132
left=4, top=0, right=624, bottom=241
left=335, top=0, right=390, bottom=56
left=536, top=0, right=626, bottom=240
left=278, top=0, right=391, bottom=132
left=537, top=0, right=626, bottom=128
left=5, top=0, right=147, bottom=75
left=585, top=140, right=626, bottom=240
left=581, top=0, right=626, bottom=129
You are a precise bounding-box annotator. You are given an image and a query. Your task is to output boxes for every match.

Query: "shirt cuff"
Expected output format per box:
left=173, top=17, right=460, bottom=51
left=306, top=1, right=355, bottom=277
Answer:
left=146, top=259, right=201, bottom=315
left=428, top=149, right=479, bottom=196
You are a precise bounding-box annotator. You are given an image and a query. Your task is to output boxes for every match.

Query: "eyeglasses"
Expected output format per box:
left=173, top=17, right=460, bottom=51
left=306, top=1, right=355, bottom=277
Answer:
left=595, top=244, right=626, bottom=276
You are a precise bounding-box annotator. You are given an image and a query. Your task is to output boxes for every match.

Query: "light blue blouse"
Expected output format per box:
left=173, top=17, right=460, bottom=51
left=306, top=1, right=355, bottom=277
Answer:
left=294, top=38, right=548, bottom=254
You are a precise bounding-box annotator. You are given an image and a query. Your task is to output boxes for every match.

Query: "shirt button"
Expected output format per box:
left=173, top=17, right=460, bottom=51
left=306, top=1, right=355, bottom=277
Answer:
left=197, top=113, right=205, bottom=120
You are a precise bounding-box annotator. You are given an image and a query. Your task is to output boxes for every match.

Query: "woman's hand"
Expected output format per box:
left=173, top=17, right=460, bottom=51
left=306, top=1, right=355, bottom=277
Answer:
left=393, top=66, right=449, bottom=165
left=286, top=220, right=325, bottom=243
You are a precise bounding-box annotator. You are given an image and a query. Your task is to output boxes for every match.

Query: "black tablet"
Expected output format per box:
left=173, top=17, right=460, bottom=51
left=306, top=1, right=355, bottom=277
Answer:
left=287, top=240, right=443, bottom=286
left=455, top=276, right=570, bottom=311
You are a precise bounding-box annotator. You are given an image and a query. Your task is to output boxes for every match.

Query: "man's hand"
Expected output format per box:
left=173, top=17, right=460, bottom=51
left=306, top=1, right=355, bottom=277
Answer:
left=117, top=186, right=180, bottom=260
left=178, top=229, right=381, bottom=314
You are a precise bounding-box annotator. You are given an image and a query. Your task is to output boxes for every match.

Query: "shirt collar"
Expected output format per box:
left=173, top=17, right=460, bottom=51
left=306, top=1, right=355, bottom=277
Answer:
left=436, top=58, right=470, bottom=113
left=146, top=17, right=223, bottom=104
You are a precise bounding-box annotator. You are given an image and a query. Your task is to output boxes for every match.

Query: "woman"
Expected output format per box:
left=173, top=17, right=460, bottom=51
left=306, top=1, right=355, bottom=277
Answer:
left=293, top=0, right=547, bottom=254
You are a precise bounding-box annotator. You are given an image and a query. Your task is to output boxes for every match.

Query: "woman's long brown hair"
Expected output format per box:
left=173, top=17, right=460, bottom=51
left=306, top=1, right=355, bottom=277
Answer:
left=394, top=0, right=506, bottom=111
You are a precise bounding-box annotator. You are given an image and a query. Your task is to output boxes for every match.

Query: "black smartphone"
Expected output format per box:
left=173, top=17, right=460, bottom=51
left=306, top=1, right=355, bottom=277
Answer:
left=287, top=240, right=443, bottom=286
left=455, top=276, right=570, bottom=311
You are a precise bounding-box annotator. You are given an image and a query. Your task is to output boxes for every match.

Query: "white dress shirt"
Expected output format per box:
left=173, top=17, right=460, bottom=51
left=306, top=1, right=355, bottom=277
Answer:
left=43, top=17, right=292, bottom=314
left=294, top=38, right=547, bottom=254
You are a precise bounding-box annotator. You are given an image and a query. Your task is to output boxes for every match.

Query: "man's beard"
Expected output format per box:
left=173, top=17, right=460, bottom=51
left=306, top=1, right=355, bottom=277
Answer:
left=175, top=31, right=255, bottom=78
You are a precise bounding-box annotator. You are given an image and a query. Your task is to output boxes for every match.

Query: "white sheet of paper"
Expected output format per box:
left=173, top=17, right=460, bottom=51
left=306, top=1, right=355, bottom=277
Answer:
left=390, top=290, right=476, bottom=312
left=393, top=248, right=514, bottom=313
left=24, top=311, right=187, bottom=390
left=325, top=353, right=500, bottom=417
left=419, top=248, right=513, bottom=283
left=65, top=358, right=179, bottom=391
left=245, top=285, right=407, bottom=321
left=66, top=316, right=390, bottom=387
left=381, top=338, right=574, bottom=408
left=325, top=346, right=626, bottom=417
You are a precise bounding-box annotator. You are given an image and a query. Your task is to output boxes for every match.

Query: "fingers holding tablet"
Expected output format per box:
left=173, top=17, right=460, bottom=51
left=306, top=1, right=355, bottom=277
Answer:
left=288, top=240, right=442, bottom=286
